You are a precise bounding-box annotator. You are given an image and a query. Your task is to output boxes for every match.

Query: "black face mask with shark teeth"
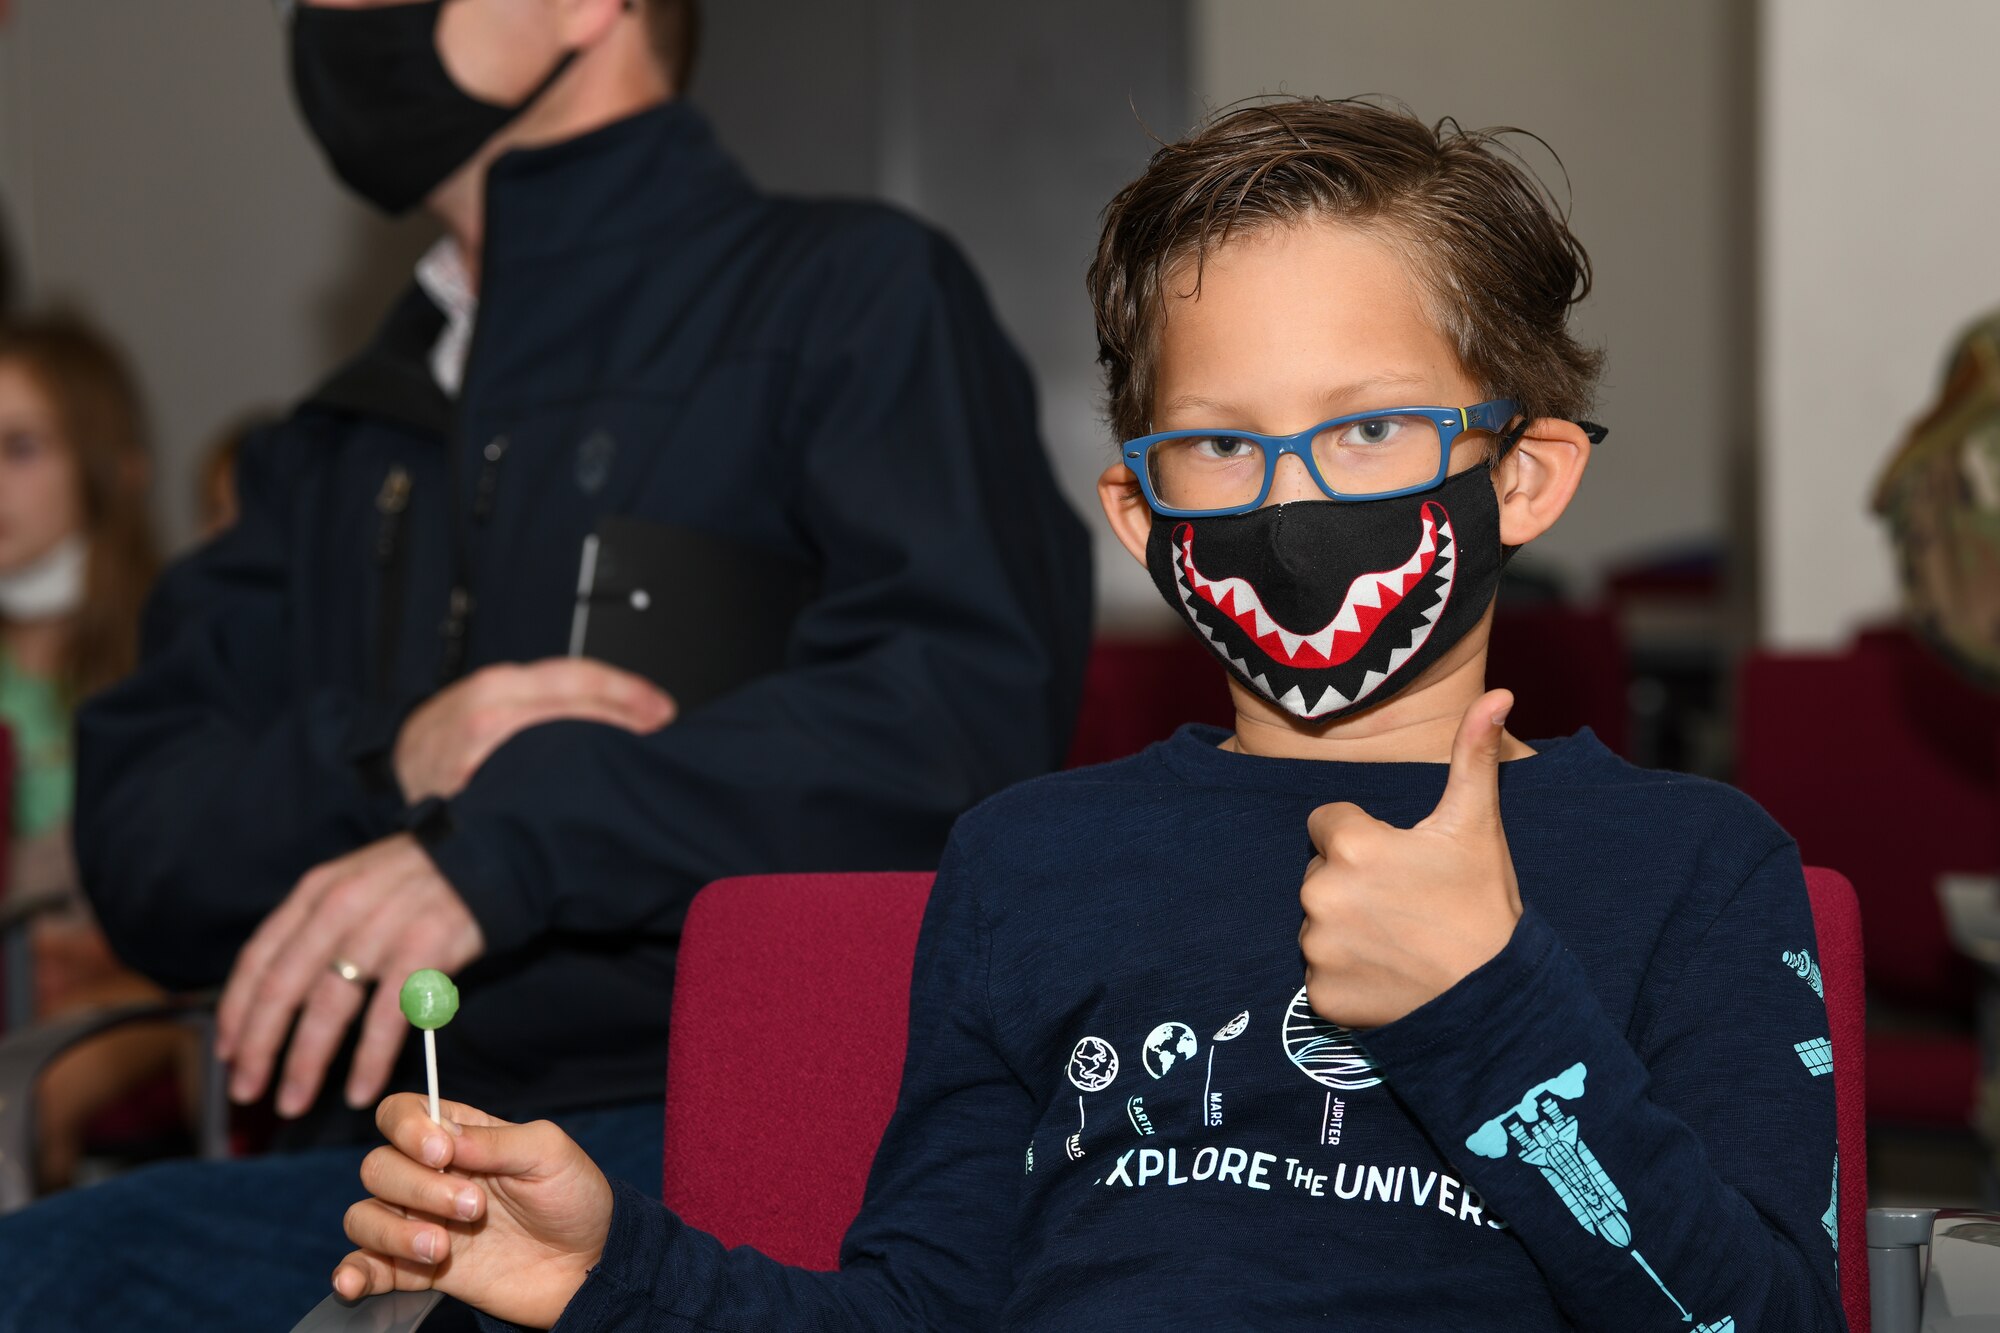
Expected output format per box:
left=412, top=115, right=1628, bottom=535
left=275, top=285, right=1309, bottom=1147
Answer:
left=1145, top=463, right=1506, bottom=723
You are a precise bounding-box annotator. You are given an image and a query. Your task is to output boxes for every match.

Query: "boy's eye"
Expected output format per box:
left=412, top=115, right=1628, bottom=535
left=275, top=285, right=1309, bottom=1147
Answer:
left=1342, top=418, right=1406, bottom=447
left=1193, top=436, right=1257, bottom=461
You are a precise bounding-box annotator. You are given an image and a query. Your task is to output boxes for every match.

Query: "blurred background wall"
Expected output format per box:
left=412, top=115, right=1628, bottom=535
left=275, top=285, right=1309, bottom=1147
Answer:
left=0, top=0, right=1988, bottom=646
left=0, top=2, right=432, bottom=548
left=1758, top=0, right=2000, bottom=648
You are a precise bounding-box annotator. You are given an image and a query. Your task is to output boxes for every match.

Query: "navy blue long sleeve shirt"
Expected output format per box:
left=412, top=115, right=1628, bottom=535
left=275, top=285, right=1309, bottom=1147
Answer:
left=504, top=726, right=1843, bottom=1331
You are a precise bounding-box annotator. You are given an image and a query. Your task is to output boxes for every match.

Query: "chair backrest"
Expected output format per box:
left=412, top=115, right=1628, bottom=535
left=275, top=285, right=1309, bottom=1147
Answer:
left=662, top=872, right=934, bottom=1270
left=1065, top=636, right=1234, bottom=769
left=1739, top=632, right=1998, bottom=1011
left=1486, top=603, right=1631, bottom=758
left=1805, top=866, right=1870, bottom=1333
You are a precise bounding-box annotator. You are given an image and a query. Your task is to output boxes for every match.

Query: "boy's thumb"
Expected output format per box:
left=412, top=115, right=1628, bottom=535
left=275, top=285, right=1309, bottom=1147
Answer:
left=446, top=1118, right=563, bottom=1178
left=1427, top=689, right=1512, bottom=833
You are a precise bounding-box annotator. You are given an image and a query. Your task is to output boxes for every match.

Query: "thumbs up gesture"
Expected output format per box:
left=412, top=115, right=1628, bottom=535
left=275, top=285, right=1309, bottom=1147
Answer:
left=1298, top=690, right=1523, bottom=1029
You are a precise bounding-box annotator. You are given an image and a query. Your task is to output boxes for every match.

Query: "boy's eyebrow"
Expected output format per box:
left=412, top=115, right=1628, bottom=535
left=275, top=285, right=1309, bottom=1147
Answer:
left=1159, top=374, right=1437, bottom=425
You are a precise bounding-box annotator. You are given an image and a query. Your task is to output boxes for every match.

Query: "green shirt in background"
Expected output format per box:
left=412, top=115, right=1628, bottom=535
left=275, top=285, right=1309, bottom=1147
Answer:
left=0, top=649, right=73, bottom=840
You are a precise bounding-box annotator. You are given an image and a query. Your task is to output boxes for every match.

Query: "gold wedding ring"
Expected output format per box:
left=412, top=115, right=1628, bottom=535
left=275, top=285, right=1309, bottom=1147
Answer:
left=330, top=957, right=366, bottom=985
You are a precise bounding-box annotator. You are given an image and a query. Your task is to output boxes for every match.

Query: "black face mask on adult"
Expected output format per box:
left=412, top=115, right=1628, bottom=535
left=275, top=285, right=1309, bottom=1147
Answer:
left=1146, top=463, right=1512, bottom=724
left=288, top=1, right=576, bottom=216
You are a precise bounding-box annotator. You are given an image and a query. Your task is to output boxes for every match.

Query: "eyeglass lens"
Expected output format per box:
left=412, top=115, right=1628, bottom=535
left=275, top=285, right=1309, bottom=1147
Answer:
left=1146, top=413, right=1445, bottom=510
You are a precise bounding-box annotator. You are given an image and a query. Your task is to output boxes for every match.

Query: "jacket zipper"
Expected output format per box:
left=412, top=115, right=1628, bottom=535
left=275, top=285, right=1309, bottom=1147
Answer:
left=439, top=434, right=507, bottom=681
left=374, top=464, right=412, bottom=700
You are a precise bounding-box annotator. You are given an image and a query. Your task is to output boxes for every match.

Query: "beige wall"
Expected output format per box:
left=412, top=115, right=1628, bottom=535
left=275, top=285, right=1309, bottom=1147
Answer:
left=1194, top=0, right=1754, bottom=602
left=0, top=3, right=432, bottom=548
left=1757, top=0, right=2000, bottom=649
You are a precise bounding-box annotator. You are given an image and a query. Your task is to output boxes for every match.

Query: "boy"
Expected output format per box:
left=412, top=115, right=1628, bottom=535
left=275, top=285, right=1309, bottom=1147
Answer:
left=331, top=98, right=1843, bottom=1331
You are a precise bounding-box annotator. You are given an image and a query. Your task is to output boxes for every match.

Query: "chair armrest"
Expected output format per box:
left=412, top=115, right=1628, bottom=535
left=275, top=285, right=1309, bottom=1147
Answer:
left=1924, top=1209, right=2000, bottom=1329
left=286, top=1289, right=444, bottom=1333
left=1869, top=1206, right=1939, bottom=1333
left=0, top=993, right=226, bottom=1214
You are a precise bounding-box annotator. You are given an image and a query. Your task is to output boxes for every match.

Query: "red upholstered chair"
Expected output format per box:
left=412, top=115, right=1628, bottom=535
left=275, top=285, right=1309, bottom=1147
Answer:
left=661, top=872, right=934, bottom=1269
left=1064, top=636, right=1234, bottom=769
left=1737, top=633, right=1995, bottom=1130
left=1806, top=867, right=1870, bottom=1333
left=1486, top=603, right=1631, bottom=757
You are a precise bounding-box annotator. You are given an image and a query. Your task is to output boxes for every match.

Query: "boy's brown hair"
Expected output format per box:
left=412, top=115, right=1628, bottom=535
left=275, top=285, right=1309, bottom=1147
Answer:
left=1087, top=97, right=1603, bottom=444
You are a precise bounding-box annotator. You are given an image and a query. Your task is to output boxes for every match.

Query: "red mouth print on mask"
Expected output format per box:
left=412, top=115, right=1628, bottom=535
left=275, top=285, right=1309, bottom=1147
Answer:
left=1176, top=501, right=1451, bottom=670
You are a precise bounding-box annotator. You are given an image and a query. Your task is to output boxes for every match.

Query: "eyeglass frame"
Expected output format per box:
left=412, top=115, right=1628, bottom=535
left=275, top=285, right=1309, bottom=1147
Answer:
left=1123, top=398, right=1532, bottom=518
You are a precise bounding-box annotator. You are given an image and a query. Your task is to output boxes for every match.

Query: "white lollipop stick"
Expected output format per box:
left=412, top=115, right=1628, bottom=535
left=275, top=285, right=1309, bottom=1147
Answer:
left=425, top=1028, right=441, bottom=1124
left=401, top=969, right=458, bottom=1127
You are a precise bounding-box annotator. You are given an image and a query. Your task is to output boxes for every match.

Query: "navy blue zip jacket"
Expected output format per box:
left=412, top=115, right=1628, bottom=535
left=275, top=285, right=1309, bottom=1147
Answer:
left=73, top=101, right=1092, bottom=1143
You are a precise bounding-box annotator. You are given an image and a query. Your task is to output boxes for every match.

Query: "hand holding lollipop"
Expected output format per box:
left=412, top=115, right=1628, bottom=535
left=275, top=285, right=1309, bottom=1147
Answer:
left=399, top=969, right=459, bottom=1124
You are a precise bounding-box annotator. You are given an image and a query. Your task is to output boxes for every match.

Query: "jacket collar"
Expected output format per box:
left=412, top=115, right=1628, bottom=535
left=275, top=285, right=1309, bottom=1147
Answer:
left=479, top=99, right=755, bottom=266
left=302, top=283, right=452, bottom=437
left=300, top=100, right=754, bottom=435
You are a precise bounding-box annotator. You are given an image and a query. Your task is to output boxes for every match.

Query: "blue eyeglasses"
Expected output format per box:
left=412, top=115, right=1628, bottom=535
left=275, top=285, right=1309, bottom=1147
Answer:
left=1126, top=399, right=1523, bottom=518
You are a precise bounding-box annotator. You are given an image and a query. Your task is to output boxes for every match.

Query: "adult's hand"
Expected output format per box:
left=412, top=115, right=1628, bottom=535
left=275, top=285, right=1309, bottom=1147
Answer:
left=1298, top=689, right=1522, bottom=1029
left=215, top=834, right=485, bottom=1118
left=335, top=1094, right=613, bottom=1330
left=393, top=658, right=675, bottom=804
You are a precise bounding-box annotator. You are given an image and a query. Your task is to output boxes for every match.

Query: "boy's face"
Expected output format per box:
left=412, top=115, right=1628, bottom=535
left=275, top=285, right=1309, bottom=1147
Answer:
left=1097, top=216, right=1592, bottom=727
left=1155, top=219, right=1492, bottom=506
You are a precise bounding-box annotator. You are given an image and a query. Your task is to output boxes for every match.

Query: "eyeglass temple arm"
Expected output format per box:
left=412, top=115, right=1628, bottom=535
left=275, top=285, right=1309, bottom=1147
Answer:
left=1494, top=417, right=1610, bottom=458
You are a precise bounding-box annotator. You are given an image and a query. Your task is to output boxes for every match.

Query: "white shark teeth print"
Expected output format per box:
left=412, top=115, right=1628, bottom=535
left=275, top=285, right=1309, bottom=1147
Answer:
left=1170, top=509, right=1458, bottom=720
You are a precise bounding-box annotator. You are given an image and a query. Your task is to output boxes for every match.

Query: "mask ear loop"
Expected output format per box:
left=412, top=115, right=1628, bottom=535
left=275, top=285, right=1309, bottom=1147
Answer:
left=1490, top=417, right=1530, bottom=566
left=1493, top=416, right=1532, bottom=461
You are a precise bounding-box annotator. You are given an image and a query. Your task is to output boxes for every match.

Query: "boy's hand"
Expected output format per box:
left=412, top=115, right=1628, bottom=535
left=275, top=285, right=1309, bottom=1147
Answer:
left=333, top=1094, right=615, bottom=1330
left=1299, top=689, right=1522, bottom=1028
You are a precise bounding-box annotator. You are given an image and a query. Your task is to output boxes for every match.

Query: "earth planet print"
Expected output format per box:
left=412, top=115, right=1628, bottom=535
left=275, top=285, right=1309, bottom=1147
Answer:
left=1067, top=1036, right=1119, bottom=1092
left=1142, top=1021, right=1199, bottom=1078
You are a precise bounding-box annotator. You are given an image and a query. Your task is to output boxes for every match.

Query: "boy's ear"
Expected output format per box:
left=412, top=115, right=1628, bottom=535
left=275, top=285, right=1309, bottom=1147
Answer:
left=1494, top=417, right=1592, bottom=548
left=1098, top=462, right=1154, bottom=568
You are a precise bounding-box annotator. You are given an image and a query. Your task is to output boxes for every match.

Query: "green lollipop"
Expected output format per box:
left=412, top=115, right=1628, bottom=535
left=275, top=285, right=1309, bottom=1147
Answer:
left=400, top=969, right=459, bottom=1029
left=400, top=969, right=459, bottom=1123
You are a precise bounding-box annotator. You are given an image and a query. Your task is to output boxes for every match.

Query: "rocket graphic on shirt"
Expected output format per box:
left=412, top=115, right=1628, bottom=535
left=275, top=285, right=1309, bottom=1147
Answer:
left=1468, top=1064, right=1736, bottom=1331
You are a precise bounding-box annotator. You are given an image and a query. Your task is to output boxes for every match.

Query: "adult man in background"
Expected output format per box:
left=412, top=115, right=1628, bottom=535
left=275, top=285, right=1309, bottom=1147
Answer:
left=0, top=0, right=1089, bottom=1326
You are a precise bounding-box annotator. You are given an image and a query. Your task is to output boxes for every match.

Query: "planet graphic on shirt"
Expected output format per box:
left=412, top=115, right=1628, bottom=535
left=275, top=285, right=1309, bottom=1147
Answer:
left=1141, top=1022, right=1199, bottom=1078
left=1282, top=985, right=1382, bottom=1090
left=1214, top=1010, right=1250, bottom=1042
left=1067, top=1036, right=1120, bottom=1092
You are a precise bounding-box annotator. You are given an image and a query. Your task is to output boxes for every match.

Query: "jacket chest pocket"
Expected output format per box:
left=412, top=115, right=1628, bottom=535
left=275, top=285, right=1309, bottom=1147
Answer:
left=479, top=364, right=794, bottom=531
